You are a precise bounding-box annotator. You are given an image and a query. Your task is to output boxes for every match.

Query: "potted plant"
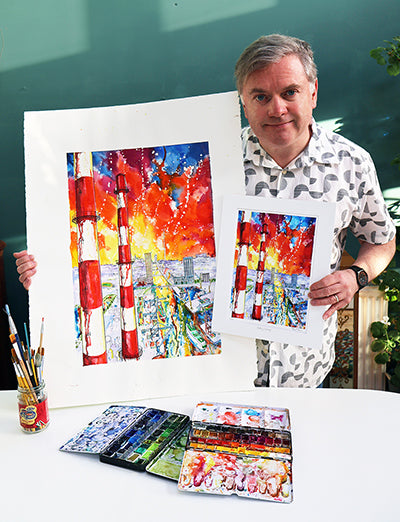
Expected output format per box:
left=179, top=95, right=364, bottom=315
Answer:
left=370, top=305, right=400, bottom=390
left=369, top=36, right=400, bottom=390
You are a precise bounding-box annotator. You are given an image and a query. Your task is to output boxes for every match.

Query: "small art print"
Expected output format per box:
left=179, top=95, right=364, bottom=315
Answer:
left=212, top=195, right=335, bottom=349
left=231, top=209, right=315, bottom=329
left=67, top=142, right=221, bottom=366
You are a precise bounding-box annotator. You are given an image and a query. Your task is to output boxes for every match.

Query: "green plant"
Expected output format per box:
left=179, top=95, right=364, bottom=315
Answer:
left=369, top=37, right=400, bottom=388
left=370, top=316, right=400, bottom=387
left=370, top=228, right=400, bottom=388
left=370, top=36, right=400, bottom=76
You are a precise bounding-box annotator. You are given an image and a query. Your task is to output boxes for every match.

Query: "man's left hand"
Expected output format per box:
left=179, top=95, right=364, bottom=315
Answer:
left=308, top=269, right=359, bottom=320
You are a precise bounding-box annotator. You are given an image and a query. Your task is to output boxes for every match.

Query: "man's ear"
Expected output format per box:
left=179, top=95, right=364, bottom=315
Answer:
left=311, top=79, right=318, bottom=109
left=240, top=94, right=248, bottom=119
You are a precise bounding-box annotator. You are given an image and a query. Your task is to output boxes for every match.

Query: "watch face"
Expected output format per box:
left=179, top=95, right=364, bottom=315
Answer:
left=358, top=270, right=368, bottom=287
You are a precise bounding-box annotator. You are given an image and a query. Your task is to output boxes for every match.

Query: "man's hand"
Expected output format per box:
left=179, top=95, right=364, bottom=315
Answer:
left=308, top=269, right=359, bottom=320
left=309, top=238, right=396, bottom=320
left=13, top=250, right=37, bottom=290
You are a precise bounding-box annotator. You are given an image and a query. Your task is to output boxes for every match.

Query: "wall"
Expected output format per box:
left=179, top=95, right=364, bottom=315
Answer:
left=0, top=0, right=399, bottom=386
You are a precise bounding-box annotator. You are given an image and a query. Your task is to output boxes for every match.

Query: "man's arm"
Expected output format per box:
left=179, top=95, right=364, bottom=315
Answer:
left=308, top=237, right=396, bottom=320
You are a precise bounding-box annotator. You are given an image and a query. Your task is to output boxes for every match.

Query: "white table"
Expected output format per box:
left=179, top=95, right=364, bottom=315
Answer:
left=1, top=388, right=399, bottom=522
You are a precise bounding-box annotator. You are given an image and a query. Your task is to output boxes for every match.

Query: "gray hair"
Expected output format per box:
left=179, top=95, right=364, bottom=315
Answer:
left=234, top=34, right=318, bottom=93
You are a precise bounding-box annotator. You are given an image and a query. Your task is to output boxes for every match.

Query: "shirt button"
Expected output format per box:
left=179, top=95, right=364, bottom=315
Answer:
left=282, top=169, right=287, bottom=175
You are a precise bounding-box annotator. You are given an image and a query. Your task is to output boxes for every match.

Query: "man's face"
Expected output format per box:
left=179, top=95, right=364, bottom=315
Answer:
left=241, top=54, right=318, bottom=166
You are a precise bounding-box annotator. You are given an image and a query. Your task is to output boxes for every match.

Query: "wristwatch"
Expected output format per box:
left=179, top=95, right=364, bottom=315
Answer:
left=348, top=265, right=369, bottom=290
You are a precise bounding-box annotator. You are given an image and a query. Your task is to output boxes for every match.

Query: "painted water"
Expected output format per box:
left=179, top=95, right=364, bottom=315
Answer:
left=231, top=269, right=309, bottom=329
left=72, top=255, right=221, bottom=363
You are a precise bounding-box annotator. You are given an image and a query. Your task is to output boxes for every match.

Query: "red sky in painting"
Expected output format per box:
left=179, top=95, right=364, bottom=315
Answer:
left=236, top=212, right=315, bottom=276
left=68, top=145, right=215, bottom=266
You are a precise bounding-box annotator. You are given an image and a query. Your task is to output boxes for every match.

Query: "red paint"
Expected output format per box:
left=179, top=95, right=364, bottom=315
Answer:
left=118, top=206, right=129, bottom=226
left=79, top=260, right=103, bottom=309
left=115, top=171, right=139, bottom=360
left=122, top=330, right=139, bottom=359
left=118, top=245, right=131, bottom=264
left=83, top=352, right=108, bottom=366
left=218, top=411, right=241, bottom=425
left=252, top=305, right=262, bottom=320
left=116, top=172, right=129, bottom=192
left=255, top=280, right=264, bottom=294
left=234, top=265, right=248, bottom=292
left=75, top=175, right=97, bottom=220
left=239, top=221, right=251, bottom=245
left=120, top=284, right=134, bottom=309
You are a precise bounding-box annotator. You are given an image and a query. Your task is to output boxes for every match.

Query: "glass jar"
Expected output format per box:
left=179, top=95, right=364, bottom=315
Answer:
left=17, top=381, right=49, bottom=433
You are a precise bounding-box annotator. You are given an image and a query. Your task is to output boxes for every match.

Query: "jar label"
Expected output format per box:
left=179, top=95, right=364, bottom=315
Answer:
left=19, top=398, right=49, bottom=432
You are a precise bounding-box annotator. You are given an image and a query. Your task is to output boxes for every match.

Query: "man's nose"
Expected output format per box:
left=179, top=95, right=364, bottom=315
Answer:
left=267, top=96, right=287, bottom=118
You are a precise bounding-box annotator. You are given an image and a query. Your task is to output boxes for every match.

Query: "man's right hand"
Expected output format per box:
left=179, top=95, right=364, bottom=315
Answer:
left=13, top=250, right=37, bottom=290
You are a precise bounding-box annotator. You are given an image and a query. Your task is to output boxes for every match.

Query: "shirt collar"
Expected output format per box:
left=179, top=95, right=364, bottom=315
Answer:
left=243, top=119, right=340, bottom=169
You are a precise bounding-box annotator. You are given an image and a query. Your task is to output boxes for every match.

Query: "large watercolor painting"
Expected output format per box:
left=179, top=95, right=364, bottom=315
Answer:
left=212, top=195, right=335, bottom=350
left=67, top=143, right=220, bottom=366
left=24, top=93, right=256, bottom=408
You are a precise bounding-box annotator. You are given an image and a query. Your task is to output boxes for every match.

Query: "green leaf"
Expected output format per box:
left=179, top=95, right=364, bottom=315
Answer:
left=387, top=63, right=400, bottom=76
left=376, top=269, right=400, bottom=291
left=375, top=352, right=390, bottom=364
left=370, top=48, right=382, bottom=58
left=370, top=322, right=387, bottom=337
left=371, top=339, right=387, bottom=352
left=370, top=48, right=386, bottom=65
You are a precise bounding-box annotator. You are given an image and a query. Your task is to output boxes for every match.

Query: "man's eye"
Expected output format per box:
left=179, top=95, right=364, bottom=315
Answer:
left=285, top=89, right=296, bottom=97
left=255, top=94, right=266, bottom=103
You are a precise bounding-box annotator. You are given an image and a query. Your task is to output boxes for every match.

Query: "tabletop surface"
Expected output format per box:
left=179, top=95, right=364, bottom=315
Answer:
left=1, top=387, right=399, bottom=522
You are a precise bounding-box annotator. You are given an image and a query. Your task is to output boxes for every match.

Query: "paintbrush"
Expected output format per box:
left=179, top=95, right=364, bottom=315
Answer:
left=38, top=317, right=44, bottom=350
left=23, top=322, right=38, bottom=384
left=4, top=305, right=27, bottom=367
left=11, top=347, right=37, bottom=403
left=34, top=348, right=44, bottom=384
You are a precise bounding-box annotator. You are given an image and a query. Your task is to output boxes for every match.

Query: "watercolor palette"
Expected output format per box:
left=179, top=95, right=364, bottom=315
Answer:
left=178, top=402, right=293, bottom=503
left=146, top=424, right=191, bottom=480
left=100, top=408, right=190, bottom=472
left=59, top=405, right=146, bottom=454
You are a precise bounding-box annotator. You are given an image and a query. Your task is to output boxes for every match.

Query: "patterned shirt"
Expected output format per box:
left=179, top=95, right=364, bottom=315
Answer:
left=242, top=120, right=396, bottom=388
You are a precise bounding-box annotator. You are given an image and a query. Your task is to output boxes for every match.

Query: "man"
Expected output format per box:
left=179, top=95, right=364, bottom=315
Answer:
left=15, top=34, right=396, bottom=387
left=235, top=34, right=396, bottom=387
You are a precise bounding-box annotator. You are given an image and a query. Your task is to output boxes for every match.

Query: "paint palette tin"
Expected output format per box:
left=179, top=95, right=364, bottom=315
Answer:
left=178, top=402, right=293, bottom=503
left=59, top=405, right=146, bottom=454
left=100, top=408, right=190, bottom=471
